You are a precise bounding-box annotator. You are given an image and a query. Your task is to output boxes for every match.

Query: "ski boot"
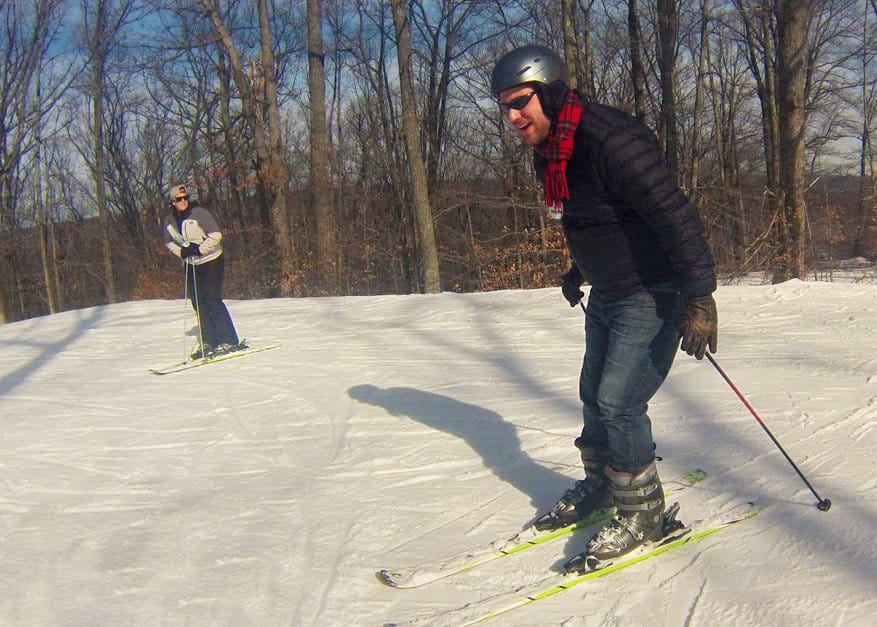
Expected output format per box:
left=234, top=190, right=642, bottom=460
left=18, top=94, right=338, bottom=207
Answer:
left=534, top=441, right=612, bottom=531
left=563, top=500, right=683, bottom=574
left=212, top=343, right=235, bottom=356
left=213, top=340, right=249, bottom=357
left=190, top=343, right=213, bottom=361
left=578, top=460, right=666, bottom=562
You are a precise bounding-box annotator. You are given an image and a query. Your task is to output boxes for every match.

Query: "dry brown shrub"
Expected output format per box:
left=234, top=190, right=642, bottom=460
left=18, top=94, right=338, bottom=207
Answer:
left=131, top=264, right=187, bottom=300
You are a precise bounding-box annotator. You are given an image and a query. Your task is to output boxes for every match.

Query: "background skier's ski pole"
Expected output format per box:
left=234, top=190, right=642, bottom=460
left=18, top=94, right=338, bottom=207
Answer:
left=182, top=262, right=191, bottom=362
left=191, top=261, right=206, bottom=358
left=705, top=352, right=831, bottom=512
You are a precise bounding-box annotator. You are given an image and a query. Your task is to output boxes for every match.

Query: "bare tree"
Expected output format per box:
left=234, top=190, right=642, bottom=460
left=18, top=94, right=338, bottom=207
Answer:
left=307, top=0, right=339, bottom=293
left=562, top=0, right=582, bottom=90
left=80, top=0, right=137, bottom=304
left=391, top=0, right=440, bottom=293
left=5, top=0, right=877, bottom=320
left=200, top=0, right=298, bottom=294
left=656, top=0, right=680, bottom=171
left=853, top=4, right=877, bottom=257
left=408, top=1, right=505, bottom=183
left=772, top=0, right=811, bottom=280
left=733, top=1, right=782, bottom=270
left=0, top=0, right=71, bottom=322
left=336, top=1, right=415, bottom=291
left=628, top=0, right=647, bottom=118
left=686, top=0, right=711, bottom=202
left=33, top=73, right=59, bottom=314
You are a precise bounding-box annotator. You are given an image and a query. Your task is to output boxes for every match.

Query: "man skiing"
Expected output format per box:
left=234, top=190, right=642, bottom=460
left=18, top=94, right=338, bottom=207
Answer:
left=490, top=45, right=718, bottom=562
left=161, top=183, right=245, bottom=360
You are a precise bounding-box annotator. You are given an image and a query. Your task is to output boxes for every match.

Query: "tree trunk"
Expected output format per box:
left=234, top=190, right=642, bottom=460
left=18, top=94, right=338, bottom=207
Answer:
left=34, top=74, right=58, bottom=314
left=707, top=31, right=746, bottom=267
left=853, top=11, right=876, bottom=258
left=201, top=0, right=298, bottom=295
left=656, top=0, right=679, bottom=172
left=774, top=0, right=810, bottom=280
left=307, top=0, right=339, bottom=293
left=256, top=0, right=298, bottom=293
left=736, top=2, right=782, bottom=276
left=562, top=0, right=580, bottom=90
left=688, top=0, right=711, bottom=201
left=857, top=114, right=877, bottom=257
left=627, top=0, right=646, bottom=119
left=90, top=0, right=118, bottom=303
left=216, top=47, right=257, bottom=231
left=391, top=0, right=441, bottom=293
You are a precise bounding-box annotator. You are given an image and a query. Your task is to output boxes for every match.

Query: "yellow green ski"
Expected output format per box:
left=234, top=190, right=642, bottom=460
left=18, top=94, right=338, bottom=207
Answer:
left=377, top=469, right=707, bottom=588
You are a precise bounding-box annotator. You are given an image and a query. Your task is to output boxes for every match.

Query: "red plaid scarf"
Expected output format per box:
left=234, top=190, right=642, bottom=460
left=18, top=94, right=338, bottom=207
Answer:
left=534, top=90, right=583, bottom=209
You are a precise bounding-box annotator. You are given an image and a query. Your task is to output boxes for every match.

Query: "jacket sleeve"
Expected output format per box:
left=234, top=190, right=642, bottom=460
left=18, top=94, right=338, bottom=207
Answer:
left=189, top=207, right=223, bottom=256
left=198, top=231, right=223, bottom=255
left=161, top=216, right=185, bottom=257
left=598, top=120, right=716, bottom=297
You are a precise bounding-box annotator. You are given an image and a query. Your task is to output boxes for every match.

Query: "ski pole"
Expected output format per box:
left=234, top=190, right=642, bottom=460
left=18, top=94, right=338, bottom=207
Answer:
left=182, top=261, right=191, bottom=362
left=705, top=352, right=831, bottom=512
left=190, top=260, right=206, bottom=358
left=576, top=298, right=830, bottom=511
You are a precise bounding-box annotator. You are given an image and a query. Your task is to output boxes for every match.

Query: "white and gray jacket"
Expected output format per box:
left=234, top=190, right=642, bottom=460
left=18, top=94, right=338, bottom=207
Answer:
left=162, top=206, right=223, bottom=265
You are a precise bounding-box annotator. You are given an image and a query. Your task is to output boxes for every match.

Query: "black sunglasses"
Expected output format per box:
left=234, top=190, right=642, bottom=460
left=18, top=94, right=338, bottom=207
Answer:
left=498, top=91, right=537, bottom=114
left=173, top=196, right=188, bottom=202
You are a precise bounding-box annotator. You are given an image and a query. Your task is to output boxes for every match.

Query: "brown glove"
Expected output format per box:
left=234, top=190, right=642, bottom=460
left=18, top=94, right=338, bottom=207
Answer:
left=680, top=294, right=718, bottom=360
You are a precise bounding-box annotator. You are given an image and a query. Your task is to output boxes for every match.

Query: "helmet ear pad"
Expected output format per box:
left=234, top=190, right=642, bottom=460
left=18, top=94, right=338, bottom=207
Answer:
left=539, top=80, right=570, bottom=120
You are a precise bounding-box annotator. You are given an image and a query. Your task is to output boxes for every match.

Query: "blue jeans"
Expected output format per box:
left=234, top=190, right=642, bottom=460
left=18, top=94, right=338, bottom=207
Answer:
left=578, top=284, right=684, bottom=473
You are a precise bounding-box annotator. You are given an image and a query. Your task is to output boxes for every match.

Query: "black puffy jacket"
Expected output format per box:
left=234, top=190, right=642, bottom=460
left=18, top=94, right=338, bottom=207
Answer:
left=535, top=100, right=716, bottom=301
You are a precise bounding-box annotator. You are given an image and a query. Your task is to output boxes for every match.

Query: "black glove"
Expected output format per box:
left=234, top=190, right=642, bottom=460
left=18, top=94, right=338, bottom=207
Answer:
left=180, top=243, right=201, bottom=259
left=560, top=266, right=585, bottom=307
left=680, top=294, right=718, bottom=360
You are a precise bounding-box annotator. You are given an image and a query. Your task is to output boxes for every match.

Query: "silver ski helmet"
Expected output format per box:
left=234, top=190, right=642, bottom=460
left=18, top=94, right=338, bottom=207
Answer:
left=490, top=44, right=569, bottom=97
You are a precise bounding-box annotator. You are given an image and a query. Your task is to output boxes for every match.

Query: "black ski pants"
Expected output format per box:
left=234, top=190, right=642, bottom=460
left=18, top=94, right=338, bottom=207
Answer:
left=188, top=255, right=239, bottom=348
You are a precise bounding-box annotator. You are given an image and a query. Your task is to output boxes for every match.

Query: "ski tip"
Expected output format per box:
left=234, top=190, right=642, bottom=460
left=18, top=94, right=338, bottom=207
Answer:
left=376, top=569, right=401, bottom=587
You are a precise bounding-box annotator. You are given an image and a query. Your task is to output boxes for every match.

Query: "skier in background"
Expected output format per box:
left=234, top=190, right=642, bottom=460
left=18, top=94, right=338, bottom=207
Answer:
left=161, top=183, right=245, bottom=360
left=490, top=45, right=718, bottom=562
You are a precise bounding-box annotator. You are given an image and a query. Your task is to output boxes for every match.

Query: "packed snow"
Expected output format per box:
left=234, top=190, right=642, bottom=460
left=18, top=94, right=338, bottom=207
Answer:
left=1, top=279, right=875, bottom=626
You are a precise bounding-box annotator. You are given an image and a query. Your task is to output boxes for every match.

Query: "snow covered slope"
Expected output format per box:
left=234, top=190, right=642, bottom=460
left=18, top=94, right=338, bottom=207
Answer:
left=0, top=281, right=874, bottom=625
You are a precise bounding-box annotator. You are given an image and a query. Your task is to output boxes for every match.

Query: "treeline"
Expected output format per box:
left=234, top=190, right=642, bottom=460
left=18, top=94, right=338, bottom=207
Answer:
left=1, top=0, right=875, bottom=323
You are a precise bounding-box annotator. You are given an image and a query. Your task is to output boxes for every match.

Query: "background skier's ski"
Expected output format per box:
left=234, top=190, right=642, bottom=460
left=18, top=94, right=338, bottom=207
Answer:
left=149, top=344, right=279, bottom=374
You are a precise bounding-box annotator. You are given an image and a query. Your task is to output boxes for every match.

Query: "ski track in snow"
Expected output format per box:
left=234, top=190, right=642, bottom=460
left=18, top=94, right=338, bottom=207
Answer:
left=0, top=281, right=876, bottom=625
